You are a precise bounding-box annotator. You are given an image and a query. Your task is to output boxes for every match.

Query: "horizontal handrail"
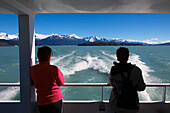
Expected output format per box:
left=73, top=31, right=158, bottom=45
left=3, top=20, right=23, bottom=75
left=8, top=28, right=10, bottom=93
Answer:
left=0, top=83, right=20, bottom=86
left=0, top=83, right=169, bottom=87
left=0, top=82, right=169, bottom=102
left=64, top=83, right=170, bottom=87
left=63, top=83, right=109, bottom=86
left=145, top=83, right=170, bottom=87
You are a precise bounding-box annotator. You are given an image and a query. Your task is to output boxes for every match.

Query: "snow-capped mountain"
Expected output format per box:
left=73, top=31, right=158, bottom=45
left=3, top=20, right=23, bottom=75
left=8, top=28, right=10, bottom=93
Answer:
left=108, top=38, right=124, bottom=43
left=43, top=34, right=84, bottom=40
left=36, top=34, right=86, bottom=45
left=84, top=36, right=108, bottom=42
left=0, top=32, right=149, bottom=45
left=35, top=34, right=52, bottom=40
left=69, top=34, right=83, bottom=39
left=0, top=33, right=18, bottom=40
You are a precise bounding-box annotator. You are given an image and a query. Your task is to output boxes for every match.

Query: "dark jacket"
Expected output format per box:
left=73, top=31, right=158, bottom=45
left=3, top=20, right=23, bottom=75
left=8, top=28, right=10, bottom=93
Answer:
left=109, top=62, right=146, bottom=112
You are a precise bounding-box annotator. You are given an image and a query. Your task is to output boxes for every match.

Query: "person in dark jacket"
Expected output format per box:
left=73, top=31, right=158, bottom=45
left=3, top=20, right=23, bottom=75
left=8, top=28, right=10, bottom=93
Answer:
left=109, top=47, right=146, bottom=113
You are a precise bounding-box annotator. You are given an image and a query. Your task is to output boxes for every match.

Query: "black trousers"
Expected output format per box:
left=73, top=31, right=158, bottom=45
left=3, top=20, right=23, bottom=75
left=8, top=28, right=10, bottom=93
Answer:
left=38, top=99, right=63, bottom=113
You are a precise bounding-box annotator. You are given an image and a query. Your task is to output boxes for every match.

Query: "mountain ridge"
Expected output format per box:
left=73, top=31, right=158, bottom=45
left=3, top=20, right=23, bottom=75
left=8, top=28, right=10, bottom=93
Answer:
left=0, top=32, right=169, bottom=46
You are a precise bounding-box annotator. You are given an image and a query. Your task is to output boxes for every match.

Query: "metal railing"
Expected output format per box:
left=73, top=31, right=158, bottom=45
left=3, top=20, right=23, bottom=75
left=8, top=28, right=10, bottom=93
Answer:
left=0, top=83, right=20, bottom=86
left=0, top=83, right=169, bottom=103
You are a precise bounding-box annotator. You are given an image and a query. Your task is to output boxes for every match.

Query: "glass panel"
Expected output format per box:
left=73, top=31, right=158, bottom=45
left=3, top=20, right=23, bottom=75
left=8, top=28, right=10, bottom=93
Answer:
left=0, top=14, right=19, bottom=101
left=62, top=86, right=102, bottom=101
left=104, top=86, right=168, bottom=102
left=166, top=87, right=170, bottom=101
left=0, top=86, right=20, bottom=101
left=0, top=47, right=19, bottom=83
left=138, top=87, right=163, bottom=101
left=103, top=87, right=112, bottom=101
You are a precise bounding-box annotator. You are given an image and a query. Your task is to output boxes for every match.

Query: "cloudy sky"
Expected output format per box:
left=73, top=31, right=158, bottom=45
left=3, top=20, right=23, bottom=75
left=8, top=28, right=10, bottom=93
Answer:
left=0, top=13, right=170, bottom=44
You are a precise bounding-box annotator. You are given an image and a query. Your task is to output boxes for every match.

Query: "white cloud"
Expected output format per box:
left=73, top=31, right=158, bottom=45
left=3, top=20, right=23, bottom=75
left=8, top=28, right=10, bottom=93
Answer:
left=126, top=38, right=160, bottom=44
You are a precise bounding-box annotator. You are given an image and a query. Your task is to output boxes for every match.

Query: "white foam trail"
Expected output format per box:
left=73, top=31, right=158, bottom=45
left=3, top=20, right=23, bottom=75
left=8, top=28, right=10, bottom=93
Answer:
left=129, top=54, right=161, bottom=83
left=100, top=50, right=117, bottom=60
left=129, top=54, right=153, bottom=81
left=63, top=53, right=110, bottom=75
left=0, top=87, right=20, bottom=100
left=51, top=50, right=76, bottom=65
left=52, top=50, right=161, bottom=101
left=87, top=77, right=96, bottom=82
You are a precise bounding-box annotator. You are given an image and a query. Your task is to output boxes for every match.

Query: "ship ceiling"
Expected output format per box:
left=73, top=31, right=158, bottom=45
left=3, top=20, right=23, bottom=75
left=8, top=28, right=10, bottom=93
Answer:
left=0, top=0, right=170, bottom=14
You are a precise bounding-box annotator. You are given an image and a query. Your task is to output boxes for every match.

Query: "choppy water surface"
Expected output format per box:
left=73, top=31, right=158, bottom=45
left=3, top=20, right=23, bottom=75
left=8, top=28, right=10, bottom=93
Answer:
left=0, top=46, right=170, bottom=101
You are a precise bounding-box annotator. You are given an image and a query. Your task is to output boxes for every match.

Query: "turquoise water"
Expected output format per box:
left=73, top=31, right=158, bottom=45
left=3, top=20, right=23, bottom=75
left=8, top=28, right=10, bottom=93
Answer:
left=0, top=46, right=170, bottom=101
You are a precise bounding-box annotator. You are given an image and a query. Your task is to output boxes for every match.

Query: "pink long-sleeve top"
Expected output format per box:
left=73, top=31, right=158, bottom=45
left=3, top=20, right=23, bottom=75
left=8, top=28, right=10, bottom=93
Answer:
left=30, top=61, right=65, bottom=106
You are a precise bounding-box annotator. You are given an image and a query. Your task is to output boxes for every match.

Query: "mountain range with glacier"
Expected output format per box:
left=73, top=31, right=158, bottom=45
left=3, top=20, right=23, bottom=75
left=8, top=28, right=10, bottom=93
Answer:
left=0, top=32, right=170, bottom=46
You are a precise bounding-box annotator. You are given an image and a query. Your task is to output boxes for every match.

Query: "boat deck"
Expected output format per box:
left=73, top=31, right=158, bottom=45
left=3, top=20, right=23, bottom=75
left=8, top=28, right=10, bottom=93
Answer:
left=0, top=100, right=170, bottom=113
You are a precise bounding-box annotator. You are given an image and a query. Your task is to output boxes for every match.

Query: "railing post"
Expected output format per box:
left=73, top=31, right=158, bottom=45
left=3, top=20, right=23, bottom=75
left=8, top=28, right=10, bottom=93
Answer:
left=162, top=86, right=166, bottom=103
left=101, top=86, right=103, bottom=102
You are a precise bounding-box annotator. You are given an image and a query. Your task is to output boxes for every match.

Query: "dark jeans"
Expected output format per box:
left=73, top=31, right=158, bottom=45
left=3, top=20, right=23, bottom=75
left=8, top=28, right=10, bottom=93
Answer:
left=38, top=99, right=63, bottom=113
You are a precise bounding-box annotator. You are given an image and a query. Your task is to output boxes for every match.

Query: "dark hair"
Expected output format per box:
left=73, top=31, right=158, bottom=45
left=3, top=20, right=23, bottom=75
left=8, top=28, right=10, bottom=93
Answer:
left=116, top=47, right=129, bottom=63
left=37, top=46, right=52, bottom=62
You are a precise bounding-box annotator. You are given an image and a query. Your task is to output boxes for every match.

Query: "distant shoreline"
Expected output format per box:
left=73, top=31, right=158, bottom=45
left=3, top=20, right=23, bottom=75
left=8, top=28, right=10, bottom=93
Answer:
left=78, top=41, right=144, bottom=46
left=0, top=40, right=170, bottom=46
left=0, top=44, right=170, bottom=47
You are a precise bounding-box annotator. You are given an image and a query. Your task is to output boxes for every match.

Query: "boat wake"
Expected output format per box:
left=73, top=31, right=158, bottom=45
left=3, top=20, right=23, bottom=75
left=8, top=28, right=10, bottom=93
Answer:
left=51, top=50, right=163, bottom=101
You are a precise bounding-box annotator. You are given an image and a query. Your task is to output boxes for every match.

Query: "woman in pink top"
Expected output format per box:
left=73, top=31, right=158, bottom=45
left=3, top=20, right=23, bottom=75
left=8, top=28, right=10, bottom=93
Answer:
left=30, top=46, right=65, bottom=113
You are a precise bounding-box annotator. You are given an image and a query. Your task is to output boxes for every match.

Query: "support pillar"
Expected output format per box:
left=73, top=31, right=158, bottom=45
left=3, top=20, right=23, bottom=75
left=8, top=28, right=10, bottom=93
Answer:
left=19, top=14, right=35, bottom=113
